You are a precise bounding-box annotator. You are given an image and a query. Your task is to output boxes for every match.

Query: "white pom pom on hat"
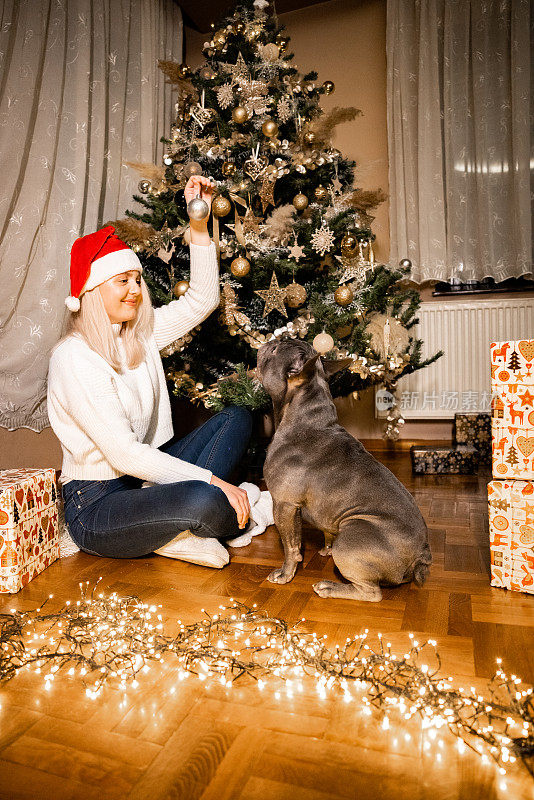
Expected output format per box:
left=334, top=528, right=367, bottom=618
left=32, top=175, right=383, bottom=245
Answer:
left=65, top=226, right=142, bottom=312
left=65, top=296, right=81, bottom=312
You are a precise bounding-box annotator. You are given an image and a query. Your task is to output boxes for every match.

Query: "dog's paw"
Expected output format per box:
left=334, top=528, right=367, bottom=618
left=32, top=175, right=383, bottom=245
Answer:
left=313, top=580, right=337, bottom=598
left=268, top=567, right=295, bottom=584
left=318, top=545, right=332, bottom=557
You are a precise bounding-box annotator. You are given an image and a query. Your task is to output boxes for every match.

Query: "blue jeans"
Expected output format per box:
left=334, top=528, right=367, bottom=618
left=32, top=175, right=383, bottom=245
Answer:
left=62, top=406, right=253, bottom=558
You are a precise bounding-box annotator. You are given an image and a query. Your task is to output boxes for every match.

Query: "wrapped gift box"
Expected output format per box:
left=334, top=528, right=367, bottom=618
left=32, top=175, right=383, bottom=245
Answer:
left=491, top=339, right=534, bottom=480
left=411, top=445, right=479, bottom=475
left=0, top=468, right=60, bottom=593
left=491, top=339, right=534, bottom=389
left=487, top=479, right=534, bottom=594
left=491, top=421, right=534, bottom=480
left=453, top=413, right=491, bottom=465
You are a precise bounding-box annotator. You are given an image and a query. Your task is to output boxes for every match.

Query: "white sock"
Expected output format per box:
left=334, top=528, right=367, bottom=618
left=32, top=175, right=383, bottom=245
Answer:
left=227, top=482, right=274, bottom=547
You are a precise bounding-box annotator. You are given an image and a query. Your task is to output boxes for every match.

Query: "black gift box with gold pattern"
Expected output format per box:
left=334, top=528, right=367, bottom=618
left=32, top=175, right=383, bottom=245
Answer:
left=410, top=445, right=480, bottom=475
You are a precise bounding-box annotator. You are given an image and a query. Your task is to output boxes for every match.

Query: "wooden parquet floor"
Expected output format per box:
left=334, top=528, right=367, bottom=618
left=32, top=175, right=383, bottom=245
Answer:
left=1, top=450, right=533, bottom=800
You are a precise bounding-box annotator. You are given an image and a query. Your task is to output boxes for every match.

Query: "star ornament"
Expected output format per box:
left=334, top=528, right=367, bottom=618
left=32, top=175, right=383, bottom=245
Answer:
left=518, top=388, right=534, bottom=407
left=334, top=253, right=368, bottom=286
left=221, top=52, right=250, bottom=86
left=255, top=271, right=288, bottom=318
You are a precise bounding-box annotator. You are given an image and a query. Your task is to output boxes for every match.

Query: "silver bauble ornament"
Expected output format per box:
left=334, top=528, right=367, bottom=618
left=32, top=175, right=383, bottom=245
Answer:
left=399, top=258, right=412, bottom=269
left=313, top=332, right=334, bottom=354
left=138, top=179, right=151, bottom=194
left=187, top=194, right=210, bottom=221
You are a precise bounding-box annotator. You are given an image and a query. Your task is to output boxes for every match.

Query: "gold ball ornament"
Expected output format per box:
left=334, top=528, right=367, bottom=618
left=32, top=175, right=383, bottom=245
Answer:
left=314, top=185, right=329, bottom=203
left=341, top=233, right=358, bottom=253
left=313, top=332, right=334, bottom=354
left=221, top=161, right=236, bottom=177
left=230, top=256, right=251, bottom=277
left=234, top=21, right=245, bottom=34
left=179, top=63, right=191, bottom=78
left=262, top=119, right=279, bottom=138
left=138, top=179, right=151, bottom=194
left=322, top=80, right=335, bottom=94
left=232, top=106, right=249, bottom=124
left=334, top=285, right=354, bottom=306
left=303, top=131, right=316, bottom=146
left=173, top=280, right=190, bottom=298
left=292, top=193, right=309, bottom=211
left=212, top=195, right=232, bottom=218
left=276, top=35, right=289, bottom=50
left=184, top=161, right=203, bottom=178
left=285, top=282, right=307, bottom=308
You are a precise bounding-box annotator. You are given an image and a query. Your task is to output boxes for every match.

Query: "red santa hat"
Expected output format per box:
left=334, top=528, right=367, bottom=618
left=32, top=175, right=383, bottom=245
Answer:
left=65, top=226, right=143, bottom=312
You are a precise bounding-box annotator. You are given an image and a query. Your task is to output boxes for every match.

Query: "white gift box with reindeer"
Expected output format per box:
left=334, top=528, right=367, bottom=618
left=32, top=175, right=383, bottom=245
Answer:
left=491, top=339, right=534, bottom=480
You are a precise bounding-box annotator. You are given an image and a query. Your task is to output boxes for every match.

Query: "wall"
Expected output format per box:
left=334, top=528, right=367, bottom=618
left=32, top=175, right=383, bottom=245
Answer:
left=2, top=0, right=514, bottom=469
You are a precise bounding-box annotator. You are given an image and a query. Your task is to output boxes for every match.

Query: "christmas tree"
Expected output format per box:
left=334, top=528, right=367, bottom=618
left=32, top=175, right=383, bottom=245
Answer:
left=111, top=0, right=441, bottom=438
left=505, top=444, right=519, bottom=470
left=508, top=350, right=520, bottom=372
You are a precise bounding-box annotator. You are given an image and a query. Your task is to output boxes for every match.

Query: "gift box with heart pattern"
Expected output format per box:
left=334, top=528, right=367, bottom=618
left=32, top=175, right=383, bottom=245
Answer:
left=487, top=479, right=534, bottom=594
left=491, top=339, right=534, bottom=480
left=0, top=468, right=60, bottom=593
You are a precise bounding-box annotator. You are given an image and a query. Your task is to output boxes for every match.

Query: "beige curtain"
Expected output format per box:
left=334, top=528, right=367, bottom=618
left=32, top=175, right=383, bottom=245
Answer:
left=387, top=0, right=533, bottom=284
left=0, top=0, right=182, bottom=432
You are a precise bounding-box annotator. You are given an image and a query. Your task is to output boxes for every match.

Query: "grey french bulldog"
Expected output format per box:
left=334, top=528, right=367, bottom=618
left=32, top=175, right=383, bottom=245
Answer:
left=256, top=339, right=432, bottom=601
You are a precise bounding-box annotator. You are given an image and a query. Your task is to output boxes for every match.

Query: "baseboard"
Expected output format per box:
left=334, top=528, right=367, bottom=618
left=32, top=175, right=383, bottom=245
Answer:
left=359, top=439, right=452, bottom=452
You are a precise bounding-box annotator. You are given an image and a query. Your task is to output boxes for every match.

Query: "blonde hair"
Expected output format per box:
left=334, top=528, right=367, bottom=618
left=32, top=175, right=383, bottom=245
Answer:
left=53, top=277, right=155, bottom=371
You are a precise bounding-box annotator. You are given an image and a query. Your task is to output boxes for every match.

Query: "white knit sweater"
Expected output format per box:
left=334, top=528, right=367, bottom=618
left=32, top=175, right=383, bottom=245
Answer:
left=47, top=241, right=220, bottom=486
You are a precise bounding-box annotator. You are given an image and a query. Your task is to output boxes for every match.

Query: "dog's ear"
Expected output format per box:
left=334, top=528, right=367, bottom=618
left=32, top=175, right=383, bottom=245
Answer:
left=287, top=352, right=320, bottom=379
left=321, top=357, right=353, bottom=380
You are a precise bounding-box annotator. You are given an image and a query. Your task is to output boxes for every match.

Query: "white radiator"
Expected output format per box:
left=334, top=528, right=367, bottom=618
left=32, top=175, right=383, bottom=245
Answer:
left=389, top=297, right=534, bottom=419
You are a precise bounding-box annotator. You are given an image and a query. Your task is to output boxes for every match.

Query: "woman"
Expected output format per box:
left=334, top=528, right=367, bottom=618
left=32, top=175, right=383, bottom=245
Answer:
left=47, top=175, right=254, bottom=569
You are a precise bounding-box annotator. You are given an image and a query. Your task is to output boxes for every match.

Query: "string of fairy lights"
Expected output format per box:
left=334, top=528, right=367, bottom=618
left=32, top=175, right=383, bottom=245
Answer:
left=1, top=582, right=532, bottom=778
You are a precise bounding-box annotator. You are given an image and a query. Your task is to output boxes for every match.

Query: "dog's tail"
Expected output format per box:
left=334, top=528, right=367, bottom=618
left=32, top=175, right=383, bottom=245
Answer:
left=413, top=542, right=432, bottom=587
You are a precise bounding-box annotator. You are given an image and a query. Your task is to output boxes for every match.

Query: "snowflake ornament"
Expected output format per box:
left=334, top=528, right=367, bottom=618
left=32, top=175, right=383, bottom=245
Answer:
left=277, top=96, right=293, bottom=123
left=310, top=221, right=335, bottom=256
left=217, top=83, right=234, bottom=109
